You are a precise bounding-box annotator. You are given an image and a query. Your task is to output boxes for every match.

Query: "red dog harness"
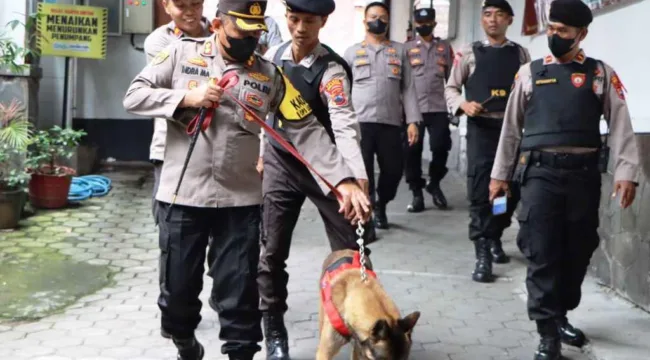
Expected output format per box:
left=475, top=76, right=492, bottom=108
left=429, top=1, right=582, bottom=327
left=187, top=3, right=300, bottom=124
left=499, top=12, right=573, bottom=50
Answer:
left=320, top=252, right=377, bottom=337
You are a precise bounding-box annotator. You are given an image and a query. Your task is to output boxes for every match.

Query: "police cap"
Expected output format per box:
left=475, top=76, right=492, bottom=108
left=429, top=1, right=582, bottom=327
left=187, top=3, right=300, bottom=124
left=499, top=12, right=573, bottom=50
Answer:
left=284, top=0, right=335, bottom=16
left=549, top=0, right=593, bottom=28
left=482, top=0, right=514, bottom=16
left=365, top=1, right=390, bottom=15
left=218, top=0, right=268, bottom=31
left=413, top=7, right=435, bottom=22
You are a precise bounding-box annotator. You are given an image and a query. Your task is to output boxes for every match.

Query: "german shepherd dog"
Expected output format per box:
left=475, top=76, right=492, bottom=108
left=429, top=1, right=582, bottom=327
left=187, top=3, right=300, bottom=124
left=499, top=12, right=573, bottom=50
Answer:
left=316, top=250, right=421, bottom=360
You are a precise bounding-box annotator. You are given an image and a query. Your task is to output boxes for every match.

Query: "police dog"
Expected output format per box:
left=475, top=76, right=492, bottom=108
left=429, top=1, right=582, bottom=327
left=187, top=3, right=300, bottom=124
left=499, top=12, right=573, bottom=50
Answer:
left=316, top=249, right=421, bottom=360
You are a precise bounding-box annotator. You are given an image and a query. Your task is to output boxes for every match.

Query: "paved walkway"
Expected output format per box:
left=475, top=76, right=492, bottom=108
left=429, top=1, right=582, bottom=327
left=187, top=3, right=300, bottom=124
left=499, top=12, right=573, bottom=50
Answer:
left=0, top=168, right=649, bottom=360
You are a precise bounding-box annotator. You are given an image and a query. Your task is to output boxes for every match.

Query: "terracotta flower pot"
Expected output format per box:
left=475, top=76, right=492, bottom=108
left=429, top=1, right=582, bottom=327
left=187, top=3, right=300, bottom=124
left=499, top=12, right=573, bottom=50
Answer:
left=28, top=166, right=76, bottom=209
left=0, top=189, right=25, bottom=229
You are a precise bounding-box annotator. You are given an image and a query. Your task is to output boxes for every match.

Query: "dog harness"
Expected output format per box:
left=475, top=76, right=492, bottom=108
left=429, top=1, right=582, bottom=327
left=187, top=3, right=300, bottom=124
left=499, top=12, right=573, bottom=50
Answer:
left=320, top=251, right=377, bottom=337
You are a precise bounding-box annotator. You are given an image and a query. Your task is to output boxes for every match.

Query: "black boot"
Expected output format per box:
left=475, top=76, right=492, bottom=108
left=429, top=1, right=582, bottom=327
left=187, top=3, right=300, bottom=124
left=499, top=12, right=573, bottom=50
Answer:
left=407, top=189, right=424, bottom=213
left=426, top=181, right=448, bottom=210
left=556, top=317, right=587, bottom=348
left=472, top=238, right=494, bottom=283
left=173, top=337, right=204, bottom=360
left=374, top=202, right=388, bottom=229
left=161, top=327, right=171, bottom=339
left=263, top=312, right=290, bottom=360
left=535, top=320, right=561, bottom=360
left=229, top=352, right=255, bottom=360
left=490, top=238, right=510, bottom=264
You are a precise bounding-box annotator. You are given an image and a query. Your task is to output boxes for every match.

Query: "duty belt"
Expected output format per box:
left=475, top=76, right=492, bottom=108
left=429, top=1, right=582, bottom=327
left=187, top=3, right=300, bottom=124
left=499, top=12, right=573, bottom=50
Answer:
left=527, top=150, right=599, bottom=170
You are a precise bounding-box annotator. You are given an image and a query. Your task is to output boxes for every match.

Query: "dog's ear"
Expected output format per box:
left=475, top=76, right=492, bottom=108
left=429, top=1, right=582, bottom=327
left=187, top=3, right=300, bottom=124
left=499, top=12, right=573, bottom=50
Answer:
left=371, top=319, right=391, bottom=341
left=398, top=311, right=421, bottom=333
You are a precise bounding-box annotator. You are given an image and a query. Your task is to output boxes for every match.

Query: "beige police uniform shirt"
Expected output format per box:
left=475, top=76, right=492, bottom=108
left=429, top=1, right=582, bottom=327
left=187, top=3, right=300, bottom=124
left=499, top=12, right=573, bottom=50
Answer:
left=445, top=40, right=531, bottom=119
left=343, top=40, right=422, bottom=126
left=491, top=50, right=640, bottom=183
left=262, top=42, right=367, bottom=181
left=144, top=19, right=212, bottom=162
left=404, top=36, right=454, bottom=114
left=123, top=35, right=355, bottom=208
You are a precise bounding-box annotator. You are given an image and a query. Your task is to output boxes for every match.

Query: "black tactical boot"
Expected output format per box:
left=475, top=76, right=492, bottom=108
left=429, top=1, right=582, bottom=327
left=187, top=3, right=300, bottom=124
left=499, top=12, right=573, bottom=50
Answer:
left=263, top=312, right=290, bottom=360
left=556, top=317, right=587, bottom=348
left=173, top=336, right=204, bottom=360
left=229, top=352, right=255, bottom=360
left=472, top=238, right=494, bottom=283
left=490, top=238, right=510, bottom=264
left=535, top=320, right=561, bottom=360
left=374, top=202, right=388, bottom=229
left=407, top=188, right=424, bottom=213
left=426, top=180, right=448, bottom=210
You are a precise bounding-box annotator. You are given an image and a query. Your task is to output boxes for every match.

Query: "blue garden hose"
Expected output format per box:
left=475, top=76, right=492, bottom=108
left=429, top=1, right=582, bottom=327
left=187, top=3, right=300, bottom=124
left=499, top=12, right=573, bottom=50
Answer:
left=68, top=175, right=112, bottom=202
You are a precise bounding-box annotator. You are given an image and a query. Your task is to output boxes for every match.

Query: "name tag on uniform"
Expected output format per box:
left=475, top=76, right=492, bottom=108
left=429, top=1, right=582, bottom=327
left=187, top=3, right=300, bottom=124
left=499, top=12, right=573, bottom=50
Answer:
left=535, top=78, right=558, bottom=86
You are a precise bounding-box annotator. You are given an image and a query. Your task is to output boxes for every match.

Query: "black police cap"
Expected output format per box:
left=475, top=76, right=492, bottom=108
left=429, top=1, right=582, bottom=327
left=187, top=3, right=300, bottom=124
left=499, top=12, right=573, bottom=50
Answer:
left=284, top=0, right=335, bottom=16
left=549, top=0, right=593, bottom=28
left=413, top=7, right=435, bottom=22
left=482, top=0, right=514, bottom=16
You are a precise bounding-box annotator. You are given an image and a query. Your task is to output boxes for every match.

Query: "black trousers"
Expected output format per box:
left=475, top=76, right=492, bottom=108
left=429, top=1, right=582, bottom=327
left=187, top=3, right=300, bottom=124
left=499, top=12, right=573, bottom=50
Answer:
left=404, top=112, right=452, bottom=190
left=516, top=152, right=602, bottom=320
left=157, top=202, right=263, bottom=356
left=258, top=144, right=373, bottom=313
left=466, top=118, right=519, bottom=241
left=360, top=122, right=404, bottom=205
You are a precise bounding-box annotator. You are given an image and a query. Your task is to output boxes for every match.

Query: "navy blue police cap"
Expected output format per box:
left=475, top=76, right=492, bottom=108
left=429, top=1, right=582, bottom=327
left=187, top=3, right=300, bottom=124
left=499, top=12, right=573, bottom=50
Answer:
left=482, top=0, right=514, bottom=16
left=549, top=0, right=593, bottom=27
left=414, top=7, right=435, bottom=22
left=284, top=0, right=335, bottom=16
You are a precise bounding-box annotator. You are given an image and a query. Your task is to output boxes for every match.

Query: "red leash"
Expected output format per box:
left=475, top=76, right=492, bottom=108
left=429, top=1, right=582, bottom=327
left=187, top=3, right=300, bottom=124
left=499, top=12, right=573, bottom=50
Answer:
left=186, top=72, right=343, bottom=201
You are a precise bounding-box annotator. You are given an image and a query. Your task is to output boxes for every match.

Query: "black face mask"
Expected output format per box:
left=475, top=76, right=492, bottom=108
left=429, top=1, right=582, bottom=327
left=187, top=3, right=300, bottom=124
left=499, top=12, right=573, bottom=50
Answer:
left=222, top=34, right=258, bottom=62
left=415, top=25, right=434, bottom=37
left=367, top=19, right=388, bottom=35
left=547, top=34, right=576, bottom=58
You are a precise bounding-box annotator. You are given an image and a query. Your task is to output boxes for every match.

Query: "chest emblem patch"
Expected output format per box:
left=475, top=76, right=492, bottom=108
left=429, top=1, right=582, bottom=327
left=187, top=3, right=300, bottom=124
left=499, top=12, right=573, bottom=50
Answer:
left=571, top=73, right=586, bottom=88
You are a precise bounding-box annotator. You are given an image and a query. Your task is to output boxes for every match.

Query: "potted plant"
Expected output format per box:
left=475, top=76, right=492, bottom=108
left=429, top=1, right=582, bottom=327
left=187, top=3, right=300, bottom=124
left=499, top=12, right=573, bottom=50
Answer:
left=0, top=99, right=32, bottom=229
left=25, top=125, right=86, bottom=209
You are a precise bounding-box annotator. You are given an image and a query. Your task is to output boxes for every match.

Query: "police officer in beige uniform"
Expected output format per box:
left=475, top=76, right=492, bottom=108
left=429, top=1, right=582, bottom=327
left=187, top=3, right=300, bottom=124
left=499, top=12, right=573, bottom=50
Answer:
left=146, top=0, right=212, bottom=222
left=255, top=1, right=371, bottom=358
left=445, top=0, right=530, bottom=283
left=404, top=6, right=454, bottom=212
left=123, top=1, right=370, bottom=359
left=489, top=1, right=639, bottom=358
left=344, top=1, right=421, bottom=229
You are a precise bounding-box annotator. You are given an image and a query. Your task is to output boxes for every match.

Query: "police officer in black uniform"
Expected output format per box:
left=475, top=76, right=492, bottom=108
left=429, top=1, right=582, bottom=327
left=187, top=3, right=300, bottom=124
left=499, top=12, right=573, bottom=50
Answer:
left=256, top=0, right=372, bottom=359
left=445, top=0, right=530, bottom=283
left=490, top=1, right=640, bottom=358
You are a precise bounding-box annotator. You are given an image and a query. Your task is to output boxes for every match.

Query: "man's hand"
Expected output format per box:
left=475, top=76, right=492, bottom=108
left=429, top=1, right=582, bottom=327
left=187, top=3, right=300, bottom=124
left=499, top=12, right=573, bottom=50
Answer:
left=613, top=180, right=636, bottom=209
left=489, top=179, right=511, bottom=202
left=407, top=123, right=419, bottom=146
left=460, top=101, right=484, bottom=117
left=336, top=180, right=372, bottom=225
left=256, top=157, right=264, bottom=179
left=181, top=83, right=223, bottom=108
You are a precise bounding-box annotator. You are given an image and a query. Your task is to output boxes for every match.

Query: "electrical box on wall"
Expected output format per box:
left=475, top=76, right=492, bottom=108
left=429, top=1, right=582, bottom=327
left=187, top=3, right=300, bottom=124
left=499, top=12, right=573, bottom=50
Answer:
left=123, top=0, right=155, bottom=34
left=83, top=0, right=154, bottom=36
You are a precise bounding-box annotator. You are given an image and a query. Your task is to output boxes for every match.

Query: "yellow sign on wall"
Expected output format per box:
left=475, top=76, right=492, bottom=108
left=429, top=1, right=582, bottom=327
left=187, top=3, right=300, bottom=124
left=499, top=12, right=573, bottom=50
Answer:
left=37, top=3, right=108, bottom=59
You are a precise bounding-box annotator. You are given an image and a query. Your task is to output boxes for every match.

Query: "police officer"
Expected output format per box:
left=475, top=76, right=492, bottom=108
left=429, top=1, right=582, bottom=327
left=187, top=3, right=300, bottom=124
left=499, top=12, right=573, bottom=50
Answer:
left=344, top=1, right=422, bottom=229
left=145, top=0, right=211, bottom=223
left=123, top=0, right=371, bottom=358
left=403, top=6, right=454, bottom=212
left=489, top=1, right=639, bottom=358
left=255, top=1, right=372, bottom=359
left=444, top=0, right=530, bottom=283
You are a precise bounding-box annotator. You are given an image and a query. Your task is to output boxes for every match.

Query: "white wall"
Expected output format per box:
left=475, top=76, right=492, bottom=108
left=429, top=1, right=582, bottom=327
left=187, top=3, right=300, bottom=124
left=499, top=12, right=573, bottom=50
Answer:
left=504, top=0, right=650, bottom=133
